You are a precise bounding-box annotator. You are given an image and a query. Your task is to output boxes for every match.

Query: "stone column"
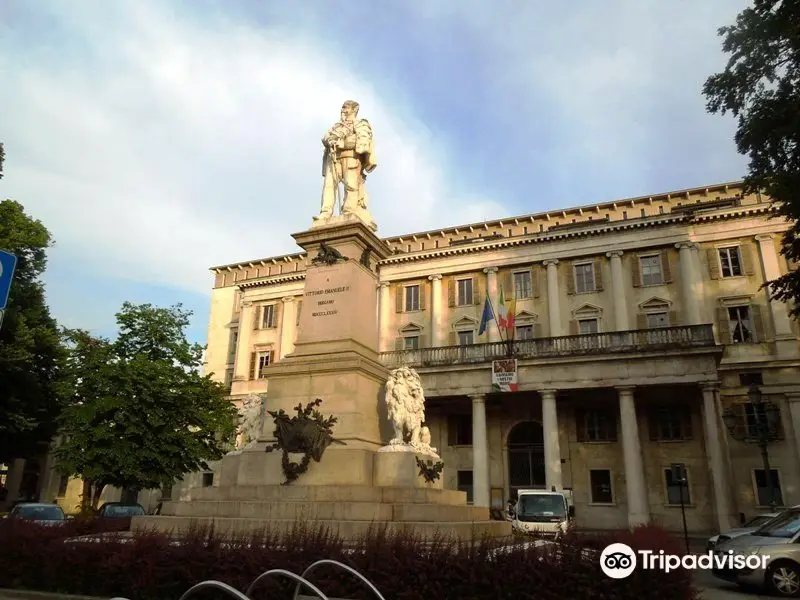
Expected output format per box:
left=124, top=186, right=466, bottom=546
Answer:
left=543, top=259, right=562, bottom=336
left=471, top=394, right=490, bottom=507
left=676, top=242, right=701, bottom=325
left=618, top=386, right=649, bottom=527
left=606, top=251, right=629, bottom=330
left=429, top=274, right=443, bottom=347
left=483, top=267, right=500, bottom=342
left=540, top=390, right=563, bottom=490
left=755, top=234, right=795, bottom=339
left=234, top=301, right=255, bottom=380
left=701, top=382, right=735, bottom=532
left=378, top=282, right=391, bottom=352
left=278, top=297, right=296, bottom=359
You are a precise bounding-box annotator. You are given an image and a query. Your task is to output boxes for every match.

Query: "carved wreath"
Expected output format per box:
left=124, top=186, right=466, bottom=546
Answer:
left=264, top=398, right=345, bottom=484
left=415, top=456, right=444, bottom=483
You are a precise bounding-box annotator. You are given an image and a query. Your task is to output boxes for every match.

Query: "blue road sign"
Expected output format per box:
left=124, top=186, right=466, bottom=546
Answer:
left=0, top=249, right=18, bottom=310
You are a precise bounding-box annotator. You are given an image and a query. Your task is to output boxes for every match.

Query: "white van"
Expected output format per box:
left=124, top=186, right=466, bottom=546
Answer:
left=511, top=489, right=574, bottom=538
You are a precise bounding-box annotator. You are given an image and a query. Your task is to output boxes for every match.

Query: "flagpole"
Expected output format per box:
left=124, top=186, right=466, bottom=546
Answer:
left=486, top=294, right=506, bottom=343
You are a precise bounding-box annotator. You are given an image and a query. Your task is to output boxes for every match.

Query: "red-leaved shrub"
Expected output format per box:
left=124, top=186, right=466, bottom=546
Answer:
left=0, top=519, right=698, bottom=600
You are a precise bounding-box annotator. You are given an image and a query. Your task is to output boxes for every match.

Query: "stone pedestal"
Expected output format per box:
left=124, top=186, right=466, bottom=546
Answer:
left=373, top=451, right=443, bottom=490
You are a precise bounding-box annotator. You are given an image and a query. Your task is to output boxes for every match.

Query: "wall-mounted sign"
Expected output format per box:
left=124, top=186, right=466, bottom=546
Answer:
left=492, top=359, right=519, bottom=392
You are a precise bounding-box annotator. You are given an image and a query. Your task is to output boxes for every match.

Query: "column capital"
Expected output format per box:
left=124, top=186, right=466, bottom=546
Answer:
left=469, top=393, right=486, bottom=403
left=428, top=274, right=443, bottom=281
left=242, top=300, right=253, bottom=308
left=378, top=281, right=391, bottom=289
left=281, top=296, right=294, bottom=303
left=616, top=385, right=636, bottom=395
left=675, top=241, right=699, bottom=251
left=483, top=267, right=498, bottom=274
left=755, top=233, right=776, bottom=242
left=700, top=381, right=721, bottom=393
left=606, top=250, right=624, bottom=258
left=542, top=259, right=559, bottom=267
left=539, top=389, right=557, bottom=399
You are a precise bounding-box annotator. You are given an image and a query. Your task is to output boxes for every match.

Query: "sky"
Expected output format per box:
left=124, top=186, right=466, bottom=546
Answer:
left=0, top=0, right=752, bottom=345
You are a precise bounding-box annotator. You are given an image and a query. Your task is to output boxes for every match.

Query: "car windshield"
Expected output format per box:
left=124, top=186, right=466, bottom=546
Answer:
left=745, top=515, right=775, bottom=528
left=102, top=504, right=145, bottom=517
left=16, top=505, right=65, bottom=521
left=517, top=494, right=566, bottom=518
left=753, top=511, right=800, bottom=538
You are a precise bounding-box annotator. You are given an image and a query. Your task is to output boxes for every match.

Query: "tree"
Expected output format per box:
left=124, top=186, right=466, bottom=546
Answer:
left=55, top=302, right=238, bottom=508
left=703, top=0, right=800, bottom=316
left=0, top=200, right=67, bottom=463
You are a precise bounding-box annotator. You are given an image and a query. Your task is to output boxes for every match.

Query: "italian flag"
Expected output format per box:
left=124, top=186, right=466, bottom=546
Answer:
left=497, top=288, right=516, bottom=334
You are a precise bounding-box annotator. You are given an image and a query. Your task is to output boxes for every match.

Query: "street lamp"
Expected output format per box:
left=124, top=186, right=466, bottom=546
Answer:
left=722, top=384, right=782, bottom=511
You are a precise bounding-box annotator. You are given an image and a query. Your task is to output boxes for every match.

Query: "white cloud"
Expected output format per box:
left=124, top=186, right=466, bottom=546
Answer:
left=0, top=0, right=499, bottom=295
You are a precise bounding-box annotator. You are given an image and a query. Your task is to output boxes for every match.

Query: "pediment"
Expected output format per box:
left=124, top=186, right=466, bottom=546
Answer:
left=399, top=321, right=425, bottom=334
left=571, top=303, right=602, bottom=318
left=638, top=296, right=672, bottom=311
left=718, top=294, right=754, bottom=307
left=453, top=316, right=479, bottom=330
left=515, top=310, right=538, bottom=323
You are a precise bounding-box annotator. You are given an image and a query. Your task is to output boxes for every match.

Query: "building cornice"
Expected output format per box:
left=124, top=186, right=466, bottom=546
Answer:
left=237, top=273, right=306, bottom=289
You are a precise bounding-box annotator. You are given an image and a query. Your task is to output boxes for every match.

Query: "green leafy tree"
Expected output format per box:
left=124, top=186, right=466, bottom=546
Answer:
left=55, top=302, right=238, bottom=508
left=0, top=200, right=66, bottom=463
left=703, top=0, right=800, bottom=316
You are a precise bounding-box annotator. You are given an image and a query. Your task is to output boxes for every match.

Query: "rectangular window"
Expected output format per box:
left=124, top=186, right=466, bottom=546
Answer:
left=640, top=255, right=663, bottom=286
left=262, top=304, right=276, bottom=328
left=457, top=278, right=473, bottom=306
left=516, top=325, right=534, bottom=340
left=257, top=351, right=272, bottom=378
left=202, top=473, right=214, bottom=488
left=719, top=247, right=743, bottom=277
left=744, top=403, right=782, bottom=439
left=577, top=408, right=617, bottom=442
left=57, top=475, right=69, bottom=498
left=403, top=336, right=419, bottom=350
left=458, top=330, right=474, bottom=345
left=227, top=329, right=238, bottom=363
left=590, top=470, right=613, bottom=504
left=224, top=368, right=234, bottom=390
left=650, top=406, right=692, bottom=441
left=448, top=415, right=473, bottom=445
left=514, top=271, right=532, bottom=298
left=640, top=208, right=646, bottom=218
left=659, top=205, right=664, bottom=214
left=458, top=470, right=474, bottom=504
left=754, top=469, right=783, bottom=506
left=574, top=263, right=595, bottom=293
left=646, top=312, right=669, bottom=328
left=664, top=468, right=691, bottom=505
left=405, top=285, right=420, bottom=311
left=728, top=306, right=753, bottom=343
left=578, top=318, right=598, bottom=335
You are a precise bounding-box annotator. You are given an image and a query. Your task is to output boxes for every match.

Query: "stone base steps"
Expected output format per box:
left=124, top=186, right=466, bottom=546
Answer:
left=132, top=515, right=512, bottom=541
left=162, top=500, right=488, bottom=522
left=188, top=484, right=467, bottom=505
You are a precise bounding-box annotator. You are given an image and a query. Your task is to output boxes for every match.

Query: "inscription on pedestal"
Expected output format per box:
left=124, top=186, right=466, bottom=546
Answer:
left=306, top=285, right=351, bottom=317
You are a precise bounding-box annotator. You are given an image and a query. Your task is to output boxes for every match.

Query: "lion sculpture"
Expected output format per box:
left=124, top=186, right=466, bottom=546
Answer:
left=383, top=366, right=438, bottom=457
left=231, top=394, right=265, bottom=452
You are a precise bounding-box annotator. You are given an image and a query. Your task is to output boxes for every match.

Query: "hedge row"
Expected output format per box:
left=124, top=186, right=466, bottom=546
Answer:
left=0, top=520, right=697, bottom=600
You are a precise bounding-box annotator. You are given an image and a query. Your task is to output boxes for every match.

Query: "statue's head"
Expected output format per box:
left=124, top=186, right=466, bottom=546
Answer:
left=420, top=426, right=431, bottom=444
left=341, top=100, right=359, bottom=121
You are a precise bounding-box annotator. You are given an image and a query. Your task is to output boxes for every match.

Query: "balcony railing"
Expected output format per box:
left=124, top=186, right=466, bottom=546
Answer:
left=378, top=324, right=717, bottom=368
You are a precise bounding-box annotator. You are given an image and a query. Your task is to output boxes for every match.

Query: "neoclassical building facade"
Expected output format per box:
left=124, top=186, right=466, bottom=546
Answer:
left=201, top=180, right=799, bottom=534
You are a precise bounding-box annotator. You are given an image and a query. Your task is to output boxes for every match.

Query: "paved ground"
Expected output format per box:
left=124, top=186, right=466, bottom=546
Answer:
left=694, top=569, right=774, bottom=599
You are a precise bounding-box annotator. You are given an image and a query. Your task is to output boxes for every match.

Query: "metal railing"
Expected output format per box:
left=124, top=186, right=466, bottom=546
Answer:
left=379, top=324, right=716, bottom=368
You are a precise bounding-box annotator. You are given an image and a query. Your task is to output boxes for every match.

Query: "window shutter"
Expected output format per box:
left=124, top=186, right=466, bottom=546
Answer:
left=252, top=306, right=261, bottom=330
left=636, top=313, right=647, bottom=330
left=707, top=248, right=721, bottom=279
left=296, top=301, right=302, bottom=326
left=668, top=310, right=678, bottom=327
left=594, top=258, right=604, bottom=291
left=632, top=256, right=642, bottom=287
left=268, top=350, right=275, bottom=364
left=396, top=286, right=403, bottom=312
left=419, top=284, right=427, bottom=311
left=575, top=409, right=586, bottom=442
left=249, top=352, right=257, bottom=380
left=742, top=243, right=757, bottom=276
left=271, top=303, right=281, bottom=328
left=473, top=276, right=482, bottom=305
left=566, top=262, right=575, bottom=295
left=447, top=417, right=457, bottom=446
left=716, top=307, right=732, bottom=344
left=419, top=334, right=429, bottom=348
left=448, top=278, right=456, bottom=308
left=732, top=403, right=747, bottom=439
left=531, top=268, right=541, bottom=298
left=533, top=323, right=543, bottom=338
left=648, top=409, right=661, bottom=441
left=395, top=337, right=403, bottom=351
left=569, top=319, right=578, bottom=335
left=503, top=272, right=513, bottom=297
left=751, top=303, right=766, bottom=342
left=661, top=250, right=673, bottom=283
left=682, top=407, right=693, bottom=439
left=448, top=330, right=457, bottom=346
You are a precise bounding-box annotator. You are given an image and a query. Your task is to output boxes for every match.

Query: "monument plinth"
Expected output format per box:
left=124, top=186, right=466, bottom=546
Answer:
left=131, top=101, right=511, bottom=541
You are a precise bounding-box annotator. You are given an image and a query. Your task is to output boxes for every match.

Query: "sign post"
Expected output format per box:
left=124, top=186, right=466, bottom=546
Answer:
left=0, top=249, right=18, bottom=332
left=671, top=462, right=690, bottom=554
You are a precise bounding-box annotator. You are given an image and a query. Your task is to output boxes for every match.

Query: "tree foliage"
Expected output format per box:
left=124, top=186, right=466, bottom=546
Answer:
left=55, top=302, right=238, bottom=506
left=703, top=0, right=800, bottom=316
left=0, top=200, right=66, bottom=462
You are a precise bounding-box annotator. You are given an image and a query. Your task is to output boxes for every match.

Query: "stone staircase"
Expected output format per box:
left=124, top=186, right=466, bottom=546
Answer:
left=131, top=484, right=512, bottom=541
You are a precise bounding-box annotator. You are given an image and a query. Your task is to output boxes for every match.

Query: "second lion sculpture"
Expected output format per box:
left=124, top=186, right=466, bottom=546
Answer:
left=384, top=366, right=436, bottom=456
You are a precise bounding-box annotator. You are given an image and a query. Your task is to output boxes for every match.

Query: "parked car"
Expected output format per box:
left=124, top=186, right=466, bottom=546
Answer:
left=707, top=511, right=780, bottom=551
left=712, top=507, right=800, bottom=597
left=4, top=502, right=67, bottom=525
left=96, top=502, right=146, bottom=518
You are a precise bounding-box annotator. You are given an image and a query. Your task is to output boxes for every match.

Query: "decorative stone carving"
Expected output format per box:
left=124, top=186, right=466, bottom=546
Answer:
left=311, top=242, right=347, bottom=266
left=378, top=366, right=440, bottom=458
left=313, top=100, right=378, bottom=231
left=229, top=394, right=265, bottom=453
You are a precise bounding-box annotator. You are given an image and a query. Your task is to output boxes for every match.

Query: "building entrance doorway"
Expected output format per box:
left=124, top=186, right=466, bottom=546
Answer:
left=507, top=421, right=545, bottom=500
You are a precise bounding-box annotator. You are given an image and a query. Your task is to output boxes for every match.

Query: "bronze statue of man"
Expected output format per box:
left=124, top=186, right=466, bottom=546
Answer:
left=313, top=100, right=378, bottom=231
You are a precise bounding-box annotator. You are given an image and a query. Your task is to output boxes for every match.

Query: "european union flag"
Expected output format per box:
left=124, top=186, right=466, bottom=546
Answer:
left=478, top=296, right=494, bottom=335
